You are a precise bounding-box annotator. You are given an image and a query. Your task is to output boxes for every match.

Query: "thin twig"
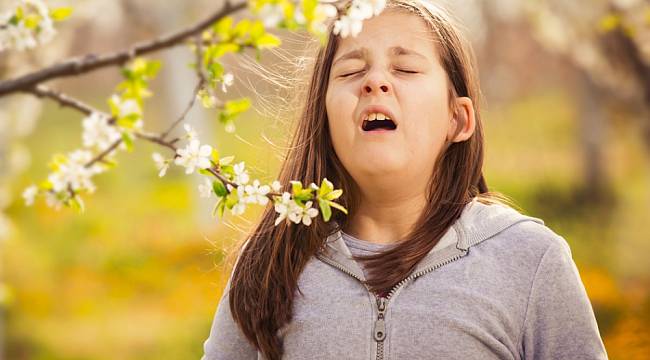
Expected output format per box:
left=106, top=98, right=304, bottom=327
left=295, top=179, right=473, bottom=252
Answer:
left=26, top=84, right=96, bottom=116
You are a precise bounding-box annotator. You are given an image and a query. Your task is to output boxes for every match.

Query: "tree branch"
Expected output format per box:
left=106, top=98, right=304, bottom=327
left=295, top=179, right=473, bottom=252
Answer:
left=0, top=0, right=247, bottom=96
left=25, top=85, right=96, bottom=116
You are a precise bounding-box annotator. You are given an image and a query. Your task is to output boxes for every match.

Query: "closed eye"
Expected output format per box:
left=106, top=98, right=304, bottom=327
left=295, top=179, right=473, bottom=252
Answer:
left=396, top=69, right=418, bottom=74
left=341, top=71, right=362, bottom=78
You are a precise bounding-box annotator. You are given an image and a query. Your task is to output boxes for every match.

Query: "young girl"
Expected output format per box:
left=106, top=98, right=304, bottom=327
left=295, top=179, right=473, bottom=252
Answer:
left=202, top=1, right=608, bottom=359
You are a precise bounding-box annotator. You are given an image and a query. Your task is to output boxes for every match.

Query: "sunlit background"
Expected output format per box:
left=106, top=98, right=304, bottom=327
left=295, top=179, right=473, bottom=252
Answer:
left=1, top=0, right=649, bottom=358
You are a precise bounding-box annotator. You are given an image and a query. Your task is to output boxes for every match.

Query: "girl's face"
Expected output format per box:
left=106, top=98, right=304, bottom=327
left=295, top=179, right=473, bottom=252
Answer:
left=326, top=9, right=463, bottom=194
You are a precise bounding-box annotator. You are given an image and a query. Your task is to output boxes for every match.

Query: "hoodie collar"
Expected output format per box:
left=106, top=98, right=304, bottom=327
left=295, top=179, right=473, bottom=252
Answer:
left=317, top=197, right=545, bottom=281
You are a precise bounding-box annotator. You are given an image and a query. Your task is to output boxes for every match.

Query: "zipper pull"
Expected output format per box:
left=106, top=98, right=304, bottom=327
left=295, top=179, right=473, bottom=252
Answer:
left=374, top=297, right=387, bottom=341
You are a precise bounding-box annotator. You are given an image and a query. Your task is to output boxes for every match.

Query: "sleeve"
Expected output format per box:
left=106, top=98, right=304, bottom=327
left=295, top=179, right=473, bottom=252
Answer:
left=520, top=236, right=609, bottom=360
left=201, top=242, right=259, bottom=360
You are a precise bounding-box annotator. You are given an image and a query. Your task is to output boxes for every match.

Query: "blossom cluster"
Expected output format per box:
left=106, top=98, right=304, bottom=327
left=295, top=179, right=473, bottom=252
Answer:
left=22, top=58, right=159, bottom=211
left=332, top=0, right=386, bottom=38
left=0, top=0, right=71, bottom=52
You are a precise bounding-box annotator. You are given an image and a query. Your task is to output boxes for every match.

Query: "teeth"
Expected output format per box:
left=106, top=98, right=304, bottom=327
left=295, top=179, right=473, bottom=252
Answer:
left=364, top=112, right=391, bottom=121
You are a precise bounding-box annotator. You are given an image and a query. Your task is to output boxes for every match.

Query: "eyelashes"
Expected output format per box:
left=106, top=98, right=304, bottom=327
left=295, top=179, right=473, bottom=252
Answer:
left=340, top=69, right=418, bottom=78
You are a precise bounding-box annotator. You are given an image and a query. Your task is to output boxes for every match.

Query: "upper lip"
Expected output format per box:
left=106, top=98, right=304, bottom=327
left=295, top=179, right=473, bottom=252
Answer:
left=359, top=105, right=398, bottom=128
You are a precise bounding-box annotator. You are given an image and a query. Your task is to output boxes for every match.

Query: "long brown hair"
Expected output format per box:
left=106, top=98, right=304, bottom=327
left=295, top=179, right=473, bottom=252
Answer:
left=227, top=1, right=515, bottom=358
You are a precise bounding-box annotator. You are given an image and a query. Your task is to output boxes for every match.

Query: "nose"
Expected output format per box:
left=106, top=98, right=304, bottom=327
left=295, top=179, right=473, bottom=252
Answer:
left=362, top=70, right=392, bottom=95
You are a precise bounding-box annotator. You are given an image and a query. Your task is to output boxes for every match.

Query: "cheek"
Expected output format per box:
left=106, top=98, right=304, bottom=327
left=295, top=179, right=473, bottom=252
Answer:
left=326, top=85, right=357, bottom=136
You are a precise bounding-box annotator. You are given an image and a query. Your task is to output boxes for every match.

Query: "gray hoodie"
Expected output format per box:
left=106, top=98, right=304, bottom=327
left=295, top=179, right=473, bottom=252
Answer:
left=201, top=198, right=608, bottom=359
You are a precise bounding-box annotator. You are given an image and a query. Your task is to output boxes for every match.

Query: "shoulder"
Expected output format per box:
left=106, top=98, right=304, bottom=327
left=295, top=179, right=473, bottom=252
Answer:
left=471, top=214, right=573, bottom=273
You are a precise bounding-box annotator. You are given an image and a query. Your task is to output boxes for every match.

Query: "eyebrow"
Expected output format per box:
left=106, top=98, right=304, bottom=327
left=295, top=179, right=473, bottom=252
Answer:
left=332, top=46, right=428, bottom=66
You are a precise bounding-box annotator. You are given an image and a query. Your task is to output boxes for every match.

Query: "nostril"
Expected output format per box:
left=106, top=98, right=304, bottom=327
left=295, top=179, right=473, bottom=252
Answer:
left=380, top=85, right=388, bottom=92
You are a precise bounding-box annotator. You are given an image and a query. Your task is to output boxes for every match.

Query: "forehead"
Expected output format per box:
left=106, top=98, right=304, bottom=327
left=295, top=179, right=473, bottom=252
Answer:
left=333, top=8, right=437, bottom=61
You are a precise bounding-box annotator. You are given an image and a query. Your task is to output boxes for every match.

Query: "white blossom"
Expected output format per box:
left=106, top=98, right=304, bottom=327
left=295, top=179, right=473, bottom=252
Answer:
left=82, top=112, right=123, bottom=150
left=183, top=123, right=198, bottom=140
left=221, top=73, right=234, bottom=93
left=230, top=185, right=247, bottom=215
left=111, top=94, right=142, bottom=119
left=258, top=3, right=284, bottom=28
left=333, top=14, right=363, bottom=38
left=243, top=179, right=270, bottom=205
left=273, top=192, right=301, bottom=225
left=232, top=161, right=249, bottom=185
left=47, top=150, right=105, bottom=194
left=332, top=0, right=386, bottom=38
left=198, top=177, right=213, bottom=198
left=0, top=0, right=59, bottom=52
left=224, top=122, right=236, bottom=133
left=151, top=152, right=169, bottom=177
left=22, top=185, right=38, bottom=206
left=44, top=191, right=64, bottom=210
left=271, top=180, right=282, bottom=192
left=295, top=201, right=319, bottom=226
left=174, top=139, right=212, bottom=174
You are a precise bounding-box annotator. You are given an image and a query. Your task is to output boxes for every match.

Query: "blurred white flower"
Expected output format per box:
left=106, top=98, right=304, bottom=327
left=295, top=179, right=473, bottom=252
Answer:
left=22, top=185, right=38, bottom=206
left=174, top=139, right=212, bottom=174
left=183, top=123, right=198, bottom=140
left=198, top=177, right=213, bottom=198
left=258, top=3, right=284, bottom=28
left=333, top=0, right=386, bottom=38
left=231, top=185, right=247, bottom=215
left=232, top=161, right=249, bottom=185
left=224, top=122, right=236, bottom=133
left=333, top=14, right=363, bottom=38
left=111, top=94, right=142, bottom=118
left=0, top=0, right=59, bottom=52
left=221, top=72, right=234, bottom=93
left=82, top=112, right=123, bottom=150
left=44, top=191, right=64, bottom=210
left=243, top=179, right=270, bottom=205
left=47, top=150, right=104, bottom=194
left=271, top=180, right=282, bottom=192
left=151, top=152, right=169, bottom=177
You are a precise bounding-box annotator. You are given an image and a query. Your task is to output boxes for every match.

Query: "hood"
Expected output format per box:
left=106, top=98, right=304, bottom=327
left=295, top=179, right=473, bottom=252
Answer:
left=317, top=197, right=545, bottom=282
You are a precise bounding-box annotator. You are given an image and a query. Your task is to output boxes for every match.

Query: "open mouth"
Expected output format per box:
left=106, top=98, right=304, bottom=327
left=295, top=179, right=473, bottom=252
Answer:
left=362, top=119, right=397, bottom=132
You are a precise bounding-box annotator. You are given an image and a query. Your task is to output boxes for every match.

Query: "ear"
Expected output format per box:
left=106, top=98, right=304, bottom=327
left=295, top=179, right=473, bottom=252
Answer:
left=447, top=97, right=476, bottom=143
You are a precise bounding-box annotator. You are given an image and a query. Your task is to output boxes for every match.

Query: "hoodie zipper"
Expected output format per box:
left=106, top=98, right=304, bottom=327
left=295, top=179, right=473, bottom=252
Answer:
left=318, top=250, right=467, bottom=360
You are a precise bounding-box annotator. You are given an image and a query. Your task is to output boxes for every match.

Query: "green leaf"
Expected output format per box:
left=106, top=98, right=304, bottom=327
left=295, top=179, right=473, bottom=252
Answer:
left=24, top=14, right=40, bottom=29
left=69, top=195, right=85, bottom=214
left=302, top=0, right=318, bottom=22
left=225, top=191, right=239, bottom=209
left=206, top=61, right=225, bottom=80
left=15, top=6, right=24, bottom=21
left=323, top=189, right=342, bottom=201
left=328, top=200, right=348, bottom=215
left=250, top=20, right=265, bottom=41
left=224, top=98, right=252, bottom=115
left=144, top=60, right=161, bottom=78
left=48, top=153, right=67, bottom=171
left=290, top=180, right=303, bottom=194
left=318, top=198, right=332, bottom=221
left=318, top=177, right=334, bottom=197
left=233, top=19, right=252, bottom=39
left=50, top=7, right=73, bottom=21
left=121, top=132, right=134, bottom=152
left=212, top=179, right=228, bottom=197
left=213, top=16, right=234, bottom=40
left=254, top=33, right=281, bottom=49
left=215, top=43, right=241, bottom=58
left=198, top=168, right=212, bottom=176
left=219, top=155, right=235, bottom=166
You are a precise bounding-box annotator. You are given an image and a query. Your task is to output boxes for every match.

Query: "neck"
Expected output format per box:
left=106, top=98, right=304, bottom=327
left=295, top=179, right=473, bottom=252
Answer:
left=343, top=189, right=427, bottom=245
